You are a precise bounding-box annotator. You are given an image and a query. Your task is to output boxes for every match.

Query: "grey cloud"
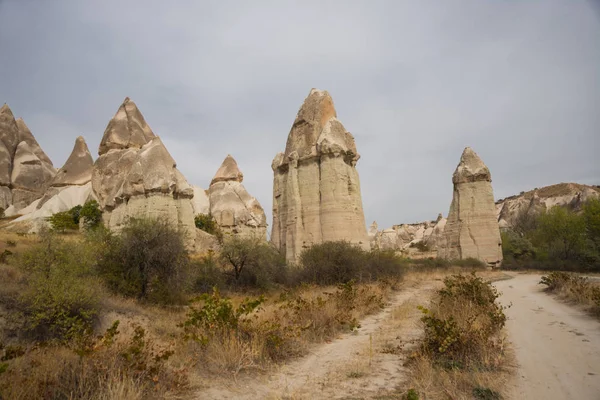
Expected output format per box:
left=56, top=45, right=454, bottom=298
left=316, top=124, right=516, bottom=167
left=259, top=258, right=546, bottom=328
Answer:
left=0, top=0, right=598, bottom=229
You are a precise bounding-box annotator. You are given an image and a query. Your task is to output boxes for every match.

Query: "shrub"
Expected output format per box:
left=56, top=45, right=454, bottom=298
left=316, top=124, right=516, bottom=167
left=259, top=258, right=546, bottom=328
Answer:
left=219, top=235, right=288, bottom=288
left=95, top=217, right=191, bottom=304
left=0, top=208, right=4, bottom=219
left=298, top=241, right=368, bottom=285
left=419, top=273, right=507, bottom=368
left=17, top=230, right=103, bottom=341
left=47, top=210, right=78, bottom=232
left=195, top=213, right=220, bottom=236
left=540, top=271, right=600, bottom=315
left=410, top=241, right=431, bottom=252
left=79, top=199, right=102, bottom=229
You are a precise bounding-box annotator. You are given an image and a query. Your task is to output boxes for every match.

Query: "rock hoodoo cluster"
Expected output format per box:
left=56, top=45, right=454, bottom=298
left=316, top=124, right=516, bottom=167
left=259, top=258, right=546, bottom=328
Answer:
left=440, top=147, right=502, bottom=266
left=208, top=155, right=267, bottom=239
left=368, top=214, right=447, bottom=255
left=91, top=98, right=196, bottom=245
left=0, top=104, right=56, bottom=212
left=496, top=183, right=600, bottom=229
left=271, top=89, right=369, bottom=262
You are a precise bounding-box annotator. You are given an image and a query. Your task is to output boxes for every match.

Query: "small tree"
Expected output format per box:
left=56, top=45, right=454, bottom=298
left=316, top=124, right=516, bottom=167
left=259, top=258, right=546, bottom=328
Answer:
left=79, top=200, right=102, bottom=229
left=47, top=211, right=78, bottom=232
left=96, top=217, right=190, bottom=304
left=219, top=235, right=286, bottom=286
left=535, top=206, right=586, bottom=260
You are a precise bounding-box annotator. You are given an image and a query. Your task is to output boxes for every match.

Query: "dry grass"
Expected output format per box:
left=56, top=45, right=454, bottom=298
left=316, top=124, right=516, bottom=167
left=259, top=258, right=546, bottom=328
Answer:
left=540, top=272, right=600, bottom=317
left=402, top=273, right=514, bottom=400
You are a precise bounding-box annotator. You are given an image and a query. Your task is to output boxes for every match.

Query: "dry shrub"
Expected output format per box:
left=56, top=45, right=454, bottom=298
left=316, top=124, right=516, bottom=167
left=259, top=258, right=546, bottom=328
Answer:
left=181, top=280, right=395, bottom=374
left=540, top=272, right=600, bottom=315
left=406, top=273, right=511, bottom=399
left=0, top=321, right=188, bottom=400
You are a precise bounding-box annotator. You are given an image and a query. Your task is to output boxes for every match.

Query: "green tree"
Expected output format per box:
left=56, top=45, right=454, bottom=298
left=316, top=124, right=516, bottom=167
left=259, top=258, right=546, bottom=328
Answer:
left=47, top=211, right=79, bottom=232
left=95, top=217, right=190, bottom=304
left=535, top=206, right=585, bottom=260
left=79, top=200, right=102, bottom=229
left=583, top=198, right=600, bottom=246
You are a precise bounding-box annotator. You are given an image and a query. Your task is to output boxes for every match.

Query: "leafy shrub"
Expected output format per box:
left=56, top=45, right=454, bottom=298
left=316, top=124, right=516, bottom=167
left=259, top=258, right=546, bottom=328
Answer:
left=195, top=213, right=221, bottom=236
left=419, top=273, right=507, bottom=367
left=181, top=288, right=264, bottom=344
left=298, top=241, right=368, bottom=285
left=79, top=199, right=102, bottom=229
left=47, top=210, right=78, bottom=232
left=219, top=235, right=288, bottom=288
left=410, top=241, right=430, bottom=252
left=17, top=230, right=103, bottom=341
left=95, top=217, right=191, bottom=304
left=540, top=271, right=600, bottom=315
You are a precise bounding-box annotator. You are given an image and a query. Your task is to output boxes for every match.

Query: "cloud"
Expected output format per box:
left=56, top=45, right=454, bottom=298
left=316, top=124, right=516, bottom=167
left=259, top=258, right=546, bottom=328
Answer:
left=0, top=0, right=598, bottom=229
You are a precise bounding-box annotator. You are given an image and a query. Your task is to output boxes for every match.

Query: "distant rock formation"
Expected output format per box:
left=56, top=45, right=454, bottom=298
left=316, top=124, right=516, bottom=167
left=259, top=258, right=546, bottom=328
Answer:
left=440, top=147, right=502, bottom=266
left=0, top=104, right=56, bottom=212
left=496, top=183, right=600, bottom=229
left=271, top=89, right=369, bottom=262
left=37, top=136, right=94, bottom=208
left=369, top=215, right=445, bottom=255
left=208, top=155, right=267, bottom=239
left=91, top=98, right=196, bottom=246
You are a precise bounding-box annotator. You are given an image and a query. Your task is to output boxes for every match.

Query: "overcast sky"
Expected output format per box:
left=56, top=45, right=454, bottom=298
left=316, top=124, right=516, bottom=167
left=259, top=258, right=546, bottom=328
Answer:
left=1, top=1, right=599, bottom=231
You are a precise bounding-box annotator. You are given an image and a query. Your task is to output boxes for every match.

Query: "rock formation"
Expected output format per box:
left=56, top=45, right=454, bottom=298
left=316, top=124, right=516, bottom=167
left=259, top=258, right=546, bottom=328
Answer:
left=208, top=154, right=267, bottom=239
left=0, top=104, right=56, bottom=211
left=271, top=89, right=369, bottom=262
left=369, top=215, right=445, bottom=255
left=496, top=183, right=600, bottom=229
left=37, top=136, right=94, bottom=208
left=91, top=98, right=196, bottom=246
left=440, top=147, right=502, bottom=266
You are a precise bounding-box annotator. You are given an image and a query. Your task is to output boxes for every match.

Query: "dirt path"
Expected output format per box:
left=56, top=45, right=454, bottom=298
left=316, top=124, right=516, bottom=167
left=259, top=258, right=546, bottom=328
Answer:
left=495, top=273, right=600, bottom=400
left=199, top=282, right=437, bottom=399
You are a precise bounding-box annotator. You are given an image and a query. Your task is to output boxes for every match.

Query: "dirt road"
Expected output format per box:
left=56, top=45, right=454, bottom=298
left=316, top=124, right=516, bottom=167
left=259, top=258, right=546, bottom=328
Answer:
left=200, top=282, right=437, bottom=399
left=495, top=273, right=600, bottom=400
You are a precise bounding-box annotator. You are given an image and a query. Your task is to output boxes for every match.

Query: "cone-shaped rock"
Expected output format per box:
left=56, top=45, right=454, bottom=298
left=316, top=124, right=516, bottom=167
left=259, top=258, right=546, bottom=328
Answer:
left=16, top=118, right=54, bottom=167
left=11, top=141, right=56, bottom=209
left=98, top=97, right=155, bottom=155
left=210, top=154, right=243, bottom=185
left=0, top=104, right=20, bottom=158
left=209, top=155, right=267, bottom=239
left=52, top=136, right=93, bottom=187
left=92, top=98, right=196, bottom=248
left=271, top=89, right=369, bottom=262
left=440, top=147, right=502, bottom=266
left=36, top=136, right=94, bottom=209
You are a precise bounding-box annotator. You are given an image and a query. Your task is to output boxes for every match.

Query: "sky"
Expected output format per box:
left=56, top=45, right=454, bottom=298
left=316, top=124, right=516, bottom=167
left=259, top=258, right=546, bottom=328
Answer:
left=1, top=0, right=599, bottom=231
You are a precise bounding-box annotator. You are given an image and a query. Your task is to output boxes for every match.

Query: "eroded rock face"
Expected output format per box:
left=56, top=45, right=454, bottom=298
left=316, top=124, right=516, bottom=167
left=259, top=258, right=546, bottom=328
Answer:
left=496, top=183, right=600, bottom=228
left=91, top=98, right=196, bottom=247
left=271, top=89, right=369, bottom=262
left=440, top=147, right=502, bottom=266
left=208, top=155, right=267, bottom=239
left=0, top=104, right=56, bottom=211
left=37, top=136, right=95, bottom=209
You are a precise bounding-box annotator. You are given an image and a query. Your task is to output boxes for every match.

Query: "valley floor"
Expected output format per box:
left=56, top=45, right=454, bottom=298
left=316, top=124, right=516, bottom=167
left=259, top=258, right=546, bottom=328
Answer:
left=495, top=273, right=600, bottom=400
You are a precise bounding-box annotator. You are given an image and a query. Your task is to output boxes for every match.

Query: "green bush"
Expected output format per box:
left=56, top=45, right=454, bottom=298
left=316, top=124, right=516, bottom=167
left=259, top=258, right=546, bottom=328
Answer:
left=298, top=241, right=368, bottom=285
left=219, top=235, right=288, bottom=288
left=47, top=210, right=78, bottom=232
left=419, top=273, right=507, bottom=367
left=17, top=230, right=103, bottom=341
left=79, top=200, right=102, bottom=229
left=95, top=217, right=191, bottom=304
left=194, top=213, right=220, bottom=235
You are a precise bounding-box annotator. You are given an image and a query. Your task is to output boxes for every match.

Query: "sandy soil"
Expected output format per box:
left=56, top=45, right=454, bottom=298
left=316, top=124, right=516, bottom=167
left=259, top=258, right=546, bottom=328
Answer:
left=199, top=281, right=438, bottom=399
left=495, top=273, right=600, bottom=400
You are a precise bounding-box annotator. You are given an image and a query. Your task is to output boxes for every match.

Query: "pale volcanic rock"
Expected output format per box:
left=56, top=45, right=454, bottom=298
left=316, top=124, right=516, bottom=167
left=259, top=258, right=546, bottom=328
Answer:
left=16, top=118, right=54, bottom=167
left=191, top=186, right=210, bottom=215
left=441, top=147, right=502, bottom=266
left=0, top=104, right=56, bottom=211
left=52, top=136, right=93, bottom=187
left=209, top=155, right=267, bottom=239
left=92, top=98, right=197, bottom=248
left=36, top=136, right=94, bottom=209
left=271, top=89, right=369, bottom=262
left=98, top=97, right=155, bottom=154
left=496, top=183, right=600, bottom=228
left=10, top=141, right=56, bottom=210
